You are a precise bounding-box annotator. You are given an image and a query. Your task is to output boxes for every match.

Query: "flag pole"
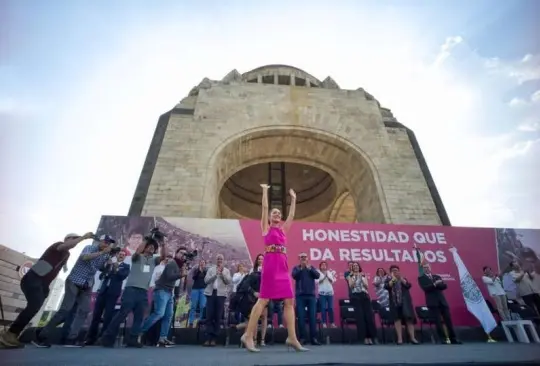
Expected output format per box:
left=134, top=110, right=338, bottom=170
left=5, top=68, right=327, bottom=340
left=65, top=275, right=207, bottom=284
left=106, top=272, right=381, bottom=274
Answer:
left=448, top=244, right=497, bottom=343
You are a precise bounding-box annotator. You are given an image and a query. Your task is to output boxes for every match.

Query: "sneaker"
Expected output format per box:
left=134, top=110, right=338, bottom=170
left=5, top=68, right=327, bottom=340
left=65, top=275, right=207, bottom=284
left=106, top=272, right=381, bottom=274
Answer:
left=64, top=339, right=85, bottom=348
left=267, top=324, right=273, bottom=329
left=279, top=324, right=284, bottom=328
left=31, top=338, right=51, bottom=348
left=0, top=330, right=23, bottom=348
left=157, top=339, right=175, bottom=348
left=322, top=324, right=327, bottom=328
left=330, top=323, right=337, bottom=328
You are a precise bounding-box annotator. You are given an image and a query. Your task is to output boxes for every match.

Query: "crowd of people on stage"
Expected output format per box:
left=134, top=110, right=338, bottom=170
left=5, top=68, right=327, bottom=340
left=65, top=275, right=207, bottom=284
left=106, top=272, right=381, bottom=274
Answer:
left=1, top=187, right=539, bottom=351
left=2, top=229, right=540, bottom=351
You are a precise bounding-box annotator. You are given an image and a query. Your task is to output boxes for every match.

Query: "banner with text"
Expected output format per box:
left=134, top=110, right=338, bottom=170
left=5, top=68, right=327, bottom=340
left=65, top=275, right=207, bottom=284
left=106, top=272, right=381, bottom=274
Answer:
left=86, top=216, right=539, bottom=328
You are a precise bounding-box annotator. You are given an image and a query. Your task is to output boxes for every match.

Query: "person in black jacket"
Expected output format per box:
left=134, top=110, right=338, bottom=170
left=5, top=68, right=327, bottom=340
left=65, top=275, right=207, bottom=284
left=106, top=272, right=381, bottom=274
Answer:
left=86, top=250, right=131, bottom=345
left=384, top=264, right=419, bottom=345
left=234, top=254, right=269, bottom=345
left=188, top=259, right=207, bottom=327
left=418, top=263, right=461, bottom=344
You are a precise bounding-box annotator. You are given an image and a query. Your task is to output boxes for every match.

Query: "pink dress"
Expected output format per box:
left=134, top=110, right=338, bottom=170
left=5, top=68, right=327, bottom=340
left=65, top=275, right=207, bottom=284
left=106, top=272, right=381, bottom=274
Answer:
left=259, top=226, right=294, bottom=299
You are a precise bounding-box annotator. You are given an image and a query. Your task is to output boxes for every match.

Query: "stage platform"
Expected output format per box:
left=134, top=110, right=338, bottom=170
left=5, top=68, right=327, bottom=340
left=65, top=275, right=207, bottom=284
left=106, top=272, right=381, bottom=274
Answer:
left=3, top=343, right=540, bottom=366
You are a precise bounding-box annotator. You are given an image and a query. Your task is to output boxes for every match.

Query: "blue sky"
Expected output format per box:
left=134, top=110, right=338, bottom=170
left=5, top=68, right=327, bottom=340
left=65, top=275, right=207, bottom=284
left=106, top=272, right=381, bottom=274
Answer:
left=1, top=0, right=539, bottom=266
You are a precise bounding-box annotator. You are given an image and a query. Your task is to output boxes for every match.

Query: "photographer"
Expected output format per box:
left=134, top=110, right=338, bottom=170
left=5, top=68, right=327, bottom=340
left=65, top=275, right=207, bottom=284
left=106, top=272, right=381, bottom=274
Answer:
left=139, top=247, right=188, bottom=347
left=0, top=232, right=94, bottom=349
left=100, top=229, right=166, bottom=348
left=85, top=249, right=131, bottom=345
left=34, top=234, right=115, bottom=348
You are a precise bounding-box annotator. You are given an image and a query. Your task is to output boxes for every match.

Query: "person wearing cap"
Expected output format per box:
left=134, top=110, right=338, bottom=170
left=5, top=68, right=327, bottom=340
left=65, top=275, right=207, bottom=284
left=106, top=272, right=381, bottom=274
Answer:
left=85, top=249, right=131, bottom=345
left=99, top=234, right=166, bottom=348
left=33, top=234, right=116, bottom=348
left=0, top=232, right=94, bottom=349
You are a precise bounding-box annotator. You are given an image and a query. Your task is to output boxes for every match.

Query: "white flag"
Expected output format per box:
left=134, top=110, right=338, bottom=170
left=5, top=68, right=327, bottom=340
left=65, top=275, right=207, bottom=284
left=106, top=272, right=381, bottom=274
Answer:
left=449, top=247, right=497, bottom=334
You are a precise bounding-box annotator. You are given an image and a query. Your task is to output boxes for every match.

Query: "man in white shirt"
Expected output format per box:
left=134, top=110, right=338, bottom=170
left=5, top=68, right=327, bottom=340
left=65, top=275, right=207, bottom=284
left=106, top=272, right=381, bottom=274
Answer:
left=482, top=266, right=510, bottom=321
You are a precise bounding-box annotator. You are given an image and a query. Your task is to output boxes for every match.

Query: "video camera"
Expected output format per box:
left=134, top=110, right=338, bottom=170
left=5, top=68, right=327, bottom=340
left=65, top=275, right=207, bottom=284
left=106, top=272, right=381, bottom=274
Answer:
left=183, top=249, right=198, bottom=262
left=146, top=227, right=167, bottom=243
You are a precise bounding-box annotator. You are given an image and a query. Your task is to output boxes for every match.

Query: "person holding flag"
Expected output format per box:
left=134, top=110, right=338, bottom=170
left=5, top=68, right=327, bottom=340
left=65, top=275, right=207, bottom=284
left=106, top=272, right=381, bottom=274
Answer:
left=448, top=245, right=497, bottom=343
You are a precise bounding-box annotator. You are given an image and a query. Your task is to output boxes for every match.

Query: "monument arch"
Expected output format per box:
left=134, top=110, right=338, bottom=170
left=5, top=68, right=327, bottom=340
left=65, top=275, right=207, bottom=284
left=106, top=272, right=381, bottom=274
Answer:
left=129, top=64, right=450, bottom=226
left=205, top=126, right=389, bottom=223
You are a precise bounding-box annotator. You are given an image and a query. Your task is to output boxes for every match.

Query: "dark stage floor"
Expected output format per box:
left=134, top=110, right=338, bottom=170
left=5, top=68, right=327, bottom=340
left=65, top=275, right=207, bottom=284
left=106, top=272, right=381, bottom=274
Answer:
left=1, top=343, right=539, bottom=366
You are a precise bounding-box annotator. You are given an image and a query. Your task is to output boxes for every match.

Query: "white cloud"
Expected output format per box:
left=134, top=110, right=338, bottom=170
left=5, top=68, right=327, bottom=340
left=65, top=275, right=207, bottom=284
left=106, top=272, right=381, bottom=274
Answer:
left=508, top=97, right=527, bottom=107
left=531, top=90, right=540, bottom=103
left=485, top=53, right=540, bottom=84
left=1, top=5, right=539, bottom=259
left=518, top=119, right=540, bottom=132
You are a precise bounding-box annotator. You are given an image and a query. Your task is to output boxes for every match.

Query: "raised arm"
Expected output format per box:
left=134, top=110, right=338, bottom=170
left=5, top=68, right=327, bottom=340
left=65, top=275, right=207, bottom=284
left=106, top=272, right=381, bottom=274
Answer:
left=282, top=189, right=296, bottom=233
left=260, top=184, right=270, bottom=234
left=57, top=232, right=94, bottom=251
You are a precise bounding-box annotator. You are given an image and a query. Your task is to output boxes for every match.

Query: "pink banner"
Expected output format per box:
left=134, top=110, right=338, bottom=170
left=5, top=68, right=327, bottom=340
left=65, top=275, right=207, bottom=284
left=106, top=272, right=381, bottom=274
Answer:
left=87, top=216, right=539, bottom=329
left=240, top=220, right=497, bottom=326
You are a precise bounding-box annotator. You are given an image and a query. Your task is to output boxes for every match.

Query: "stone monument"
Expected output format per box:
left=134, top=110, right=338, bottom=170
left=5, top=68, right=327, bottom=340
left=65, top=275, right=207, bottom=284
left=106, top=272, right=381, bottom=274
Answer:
left=129, top=65, right=449, bottom=225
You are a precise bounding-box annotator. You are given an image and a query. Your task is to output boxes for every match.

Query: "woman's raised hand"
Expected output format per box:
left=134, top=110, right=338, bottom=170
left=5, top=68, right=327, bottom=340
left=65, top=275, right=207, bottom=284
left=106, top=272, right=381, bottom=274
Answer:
left=289, top=189, right=296, bottom=199
left=260, top=184, right=270, bottom=190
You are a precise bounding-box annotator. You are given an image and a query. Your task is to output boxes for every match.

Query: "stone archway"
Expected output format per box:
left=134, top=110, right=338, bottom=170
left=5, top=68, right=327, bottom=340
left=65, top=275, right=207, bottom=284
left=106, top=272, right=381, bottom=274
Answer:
left=204, top=126, right=389, bottom=223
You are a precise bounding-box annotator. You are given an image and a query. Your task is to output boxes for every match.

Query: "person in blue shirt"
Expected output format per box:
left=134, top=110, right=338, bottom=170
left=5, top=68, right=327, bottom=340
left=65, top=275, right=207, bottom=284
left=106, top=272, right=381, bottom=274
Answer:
left=34, top=235, right=115, bottom=348
left=292, top=253, right=321, bottom=345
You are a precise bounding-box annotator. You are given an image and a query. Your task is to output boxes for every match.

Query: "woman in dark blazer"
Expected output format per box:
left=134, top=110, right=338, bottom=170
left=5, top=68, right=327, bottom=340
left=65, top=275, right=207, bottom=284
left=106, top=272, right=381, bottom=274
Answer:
left=384, top=264, right=419, bottom=344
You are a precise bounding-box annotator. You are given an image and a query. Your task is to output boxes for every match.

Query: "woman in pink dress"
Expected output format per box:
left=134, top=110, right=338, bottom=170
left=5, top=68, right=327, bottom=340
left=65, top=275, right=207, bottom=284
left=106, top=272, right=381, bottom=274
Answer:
left=240, top=184, right=308, bottom=352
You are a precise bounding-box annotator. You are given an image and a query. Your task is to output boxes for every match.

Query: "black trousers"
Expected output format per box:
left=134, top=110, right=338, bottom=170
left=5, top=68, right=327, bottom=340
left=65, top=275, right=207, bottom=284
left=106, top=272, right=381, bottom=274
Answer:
left=522, top=293, right=540, bottom=316
left=429, top=304, right=456, bottom=342
left=86, top=290, right=120, bottom=342
left=9, top=271, right=49, bottom=336
left=205, top=291, right=225, bottom=341
left=350, top=292, right=376, bottom=342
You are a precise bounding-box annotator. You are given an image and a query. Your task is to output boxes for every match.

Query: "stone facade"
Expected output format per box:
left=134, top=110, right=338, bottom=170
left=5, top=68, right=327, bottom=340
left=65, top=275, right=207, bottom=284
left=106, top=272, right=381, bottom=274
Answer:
left=129, top=65, right=450, bottom=226
left=0, top=245, right=37, bottom=324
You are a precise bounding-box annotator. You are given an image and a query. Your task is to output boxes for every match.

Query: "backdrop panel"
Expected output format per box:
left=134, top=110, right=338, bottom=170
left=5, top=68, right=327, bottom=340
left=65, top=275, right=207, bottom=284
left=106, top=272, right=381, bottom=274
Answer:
left=85, top=216, right=538, bottom=328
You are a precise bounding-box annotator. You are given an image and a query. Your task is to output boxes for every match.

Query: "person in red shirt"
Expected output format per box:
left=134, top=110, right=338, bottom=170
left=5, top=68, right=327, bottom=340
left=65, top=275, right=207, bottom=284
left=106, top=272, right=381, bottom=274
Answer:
left=0, top=232, right=94, bottom=349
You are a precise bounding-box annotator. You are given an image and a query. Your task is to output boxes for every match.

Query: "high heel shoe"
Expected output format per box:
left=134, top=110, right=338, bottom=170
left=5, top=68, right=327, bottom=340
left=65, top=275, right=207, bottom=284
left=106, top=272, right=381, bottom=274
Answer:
left=240, top=334, right=260, bottom=353
left=285, top=338, right=309, bottom=352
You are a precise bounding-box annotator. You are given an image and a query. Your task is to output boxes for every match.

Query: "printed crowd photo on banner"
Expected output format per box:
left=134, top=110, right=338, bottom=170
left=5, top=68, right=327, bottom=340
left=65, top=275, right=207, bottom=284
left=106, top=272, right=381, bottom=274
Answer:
left=87, top=216, right=540, bottom=329
left=88, top=216, right=252, bottom=328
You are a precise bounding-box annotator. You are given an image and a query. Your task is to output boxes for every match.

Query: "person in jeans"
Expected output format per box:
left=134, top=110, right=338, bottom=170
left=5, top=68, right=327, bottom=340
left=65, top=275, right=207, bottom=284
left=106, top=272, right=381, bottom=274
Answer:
left=188, top=259, right=207, bottom=327
left=317, top=261, right=336, bottom=328
left=482, top=266, right=510, bottom=321
left=203, top=254, right=231, bottom=346
left=0, top=232, right=94, bottom=349
left=138, top=247, right=187, bottom=347
left=292, top=253, right=321, bottom=345
left=100, top=236, right=165, bottom=348
left=85, top=250, right=131, bottom=345
left=267, top=301, right=284, bottom=328
left=33, top=234, right=114, bottom=348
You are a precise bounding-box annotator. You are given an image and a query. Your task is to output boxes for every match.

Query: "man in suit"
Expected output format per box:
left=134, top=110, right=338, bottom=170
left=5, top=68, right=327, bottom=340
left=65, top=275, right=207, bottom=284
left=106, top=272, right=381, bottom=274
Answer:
left=85, top=250, right=131, bottom=345
left=418, top=263, right=461, bottom=344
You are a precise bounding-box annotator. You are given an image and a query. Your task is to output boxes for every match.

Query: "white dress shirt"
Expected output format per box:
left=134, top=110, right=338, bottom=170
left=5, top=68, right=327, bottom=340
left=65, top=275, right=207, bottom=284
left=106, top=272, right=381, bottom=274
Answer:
left=482, top=275, right=506, bottom=296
